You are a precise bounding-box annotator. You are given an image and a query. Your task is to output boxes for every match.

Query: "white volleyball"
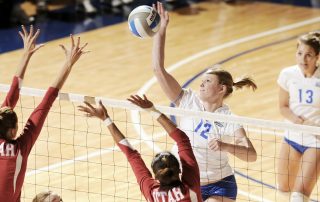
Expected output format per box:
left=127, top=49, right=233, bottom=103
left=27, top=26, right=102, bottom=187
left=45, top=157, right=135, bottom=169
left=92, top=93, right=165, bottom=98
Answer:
left=128, top=5, right=161, bottom=38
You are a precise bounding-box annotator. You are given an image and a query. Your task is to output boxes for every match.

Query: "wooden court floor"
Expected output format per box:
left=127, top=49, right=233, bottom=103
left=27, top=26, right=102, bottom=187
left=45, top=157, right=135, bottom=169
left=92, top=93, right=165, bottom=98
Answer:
left=1, top=1, right=320, bottom=201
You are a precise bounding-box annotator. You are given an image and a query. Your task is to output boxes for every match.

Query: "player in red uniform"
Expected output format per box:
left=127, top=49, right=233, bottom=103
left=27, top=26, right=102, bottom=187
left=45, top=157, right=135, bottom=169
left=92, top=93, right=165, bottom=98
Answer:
left=78, top=95, right=203, bottom=202
left=0, top=27, right=88, bottom=202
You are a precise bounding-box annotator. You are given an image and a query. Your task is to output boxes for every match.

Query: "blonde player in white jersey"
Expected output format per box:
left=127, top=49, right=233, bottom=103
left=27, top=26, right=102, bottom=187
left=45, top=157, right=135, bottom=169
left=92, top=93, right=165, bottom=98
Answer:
left=151, top=2, right=257, bottom=201
left=277, top=31, right=320, bottom=202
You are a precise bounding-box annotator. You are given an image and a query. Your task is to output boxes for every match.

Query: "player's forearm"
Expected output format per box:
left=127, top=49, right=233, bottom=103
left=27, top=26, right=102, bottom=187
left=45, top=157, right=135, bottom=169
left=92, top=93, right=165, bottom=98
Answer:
left=15, top=52, right=32, bottom=79
left=152, top=33, right=183, bottom=102
left=224, top=143, right=257, bottom=162
left=2, top=77, right=20, bottom=108
left=50, top=63, right=72, bottom=90
left=156, top=114, right=177, bottom=134
left=280, top=106, right=302, bottom=123
left=107, top=123, right=126, bottom=143
left=152, top=31, right=166, bottom=72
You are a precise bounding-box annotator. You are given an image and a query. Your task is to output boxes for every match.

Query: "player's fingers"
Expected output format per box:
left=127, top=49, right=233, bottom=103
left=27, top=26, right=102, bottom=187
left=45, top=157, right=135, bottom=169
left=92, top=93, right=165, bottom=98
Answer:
left=76, top=36, right=80, bottom=49
left=70, top=34, right=75, bottom=47
left=59, top=44, right=67, bottom=55
left=84, top=101, right=96, bottom=110
left=19, top=31, right=24, bottom=40
left=77, top=106, right=90, bottom=113
left=31, top=29, right=40, bottom=42
left=21, top=25, right=27, bottom=36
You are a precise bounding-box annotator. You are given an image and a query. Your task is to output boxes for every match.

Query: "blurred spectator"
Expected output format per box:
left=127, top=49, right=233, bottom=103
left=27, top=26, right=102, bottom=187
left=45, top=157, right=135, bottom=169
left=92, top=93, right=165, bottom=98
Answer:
left=311, top=0, right=320, bottom=7
left=36, top=0, right=97, bottom=14
left=76, top=0, right=97, bottom=14
left=165, top=0, right=198, bottom=10
left=102, top=0, right=133, bottom=10
left=0, top=0, right=34, bottom=28
left=100, top=0, right=133, bottom=16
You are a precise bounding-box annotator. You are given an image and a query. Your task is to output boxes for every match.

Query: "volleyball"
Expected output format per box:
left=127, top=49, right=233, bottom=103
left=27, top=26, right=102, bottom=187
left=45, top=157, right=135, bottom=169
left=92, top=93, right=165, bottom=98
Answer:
left=128, top=5, right=161, bottom=38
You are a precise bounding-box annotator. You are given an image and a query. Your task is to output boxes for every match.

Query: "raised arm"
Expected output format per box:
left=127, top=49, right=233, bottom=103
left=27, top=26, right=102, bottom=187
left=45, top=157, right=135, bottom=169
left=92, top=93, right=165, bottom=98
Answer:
left=2, top=25, right=44, bottom=108
left=152, top=2, right=182, bottom=105
left=51, top=35, right=88, bottom=90
left=78, top=100, right=154, bottom=200
left=19, top=36, right=88, bottom=154
left=128, top=95, right=200, bottom=188
left=16, top=25, right=44, bottom=80
left=78, top=100, right=125, bottom=143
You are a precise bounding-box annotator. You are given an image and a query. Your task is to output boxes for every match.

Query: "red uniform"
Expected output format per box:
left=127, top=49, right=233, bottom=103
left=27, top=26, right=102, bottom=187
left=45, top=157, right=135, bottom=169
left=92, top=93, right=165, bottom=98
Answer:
left=1, top=76, right=21, bottom=108
left=117, top=128, right=202, bottom=202
left=0, top=77, right=59, bottom=202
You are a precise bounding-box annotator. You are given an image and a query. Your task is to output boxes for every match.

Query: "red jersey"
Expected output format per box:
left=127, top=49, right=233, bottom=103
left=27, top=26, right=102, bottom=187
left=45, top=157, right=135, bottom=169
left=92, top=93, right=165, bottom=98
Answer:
left=1, top=76, right=21, bottom=108
left=0, top=79, right=59, bottom=202
left=117, top=128, right=202, bottom=202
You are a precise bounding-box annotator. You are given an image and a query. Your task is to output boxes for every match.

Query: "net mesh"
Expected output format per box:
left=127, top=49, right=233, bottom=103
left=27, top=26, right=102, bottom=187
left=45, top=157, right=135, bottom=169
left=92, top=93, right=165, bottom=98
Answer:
left=0, top=85, right=319, bottom=202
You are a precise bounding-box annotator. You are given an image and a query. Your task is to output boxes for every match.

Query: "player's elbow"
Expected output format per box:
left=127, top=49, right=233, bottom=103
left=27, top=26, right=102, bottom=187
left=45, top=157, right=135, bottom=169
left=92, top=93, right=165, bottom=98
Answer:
left=152, top=65, right=165, bottom=76
left=247, top=149, right=257, bottom=162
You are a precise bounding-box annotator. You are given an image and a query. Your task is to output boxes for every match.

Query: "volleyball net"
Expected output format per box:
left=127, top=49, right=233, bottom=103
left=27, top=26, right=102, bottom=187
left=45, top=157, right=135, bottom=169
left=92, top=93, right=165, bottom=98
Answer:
left=0, top=84, right=319, bottom=202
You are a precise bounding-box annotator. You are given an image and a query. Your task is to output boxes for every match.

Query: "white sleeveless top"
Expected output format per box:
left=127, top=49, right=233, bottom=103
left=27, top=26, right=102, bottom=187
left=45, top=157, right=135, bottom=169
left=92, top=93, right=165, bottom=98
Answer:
left=172, top=89, right=242, bottom=184
left=277, top=65, right=320, bottom=147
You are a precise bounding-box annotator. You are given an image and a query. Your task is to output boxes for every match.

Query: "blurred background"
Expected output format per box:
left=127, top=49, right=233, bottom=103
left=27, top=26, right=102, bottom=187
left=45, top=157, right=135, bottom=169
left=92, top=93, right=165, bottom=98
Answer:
left=0, top=0, right=319, bottom=53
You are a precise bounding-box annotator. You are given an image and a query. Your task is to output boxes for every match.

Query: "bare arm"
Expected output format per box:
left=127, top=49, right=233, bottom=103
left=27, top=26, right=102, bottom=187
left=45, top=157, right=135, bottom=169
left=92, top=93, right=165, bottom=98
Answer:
left=128, top=95, right=200, bottom=189
left=127, top=94, right=177, bottom=133
left=16, top=25, right=44, bottom=79
left=78, top=100, right=125, bottom=143
left=51, top=35, right=88, bottom=90
left=2, top=26, right=44, bottom=108
left=152, top=2, right=182, bottom=105
left=279, top=87, right=304, bottom=124
left=19, top=36, right=88, bottom=153
left=208, top=128, right=257, bottom=162
left=78, top=100, right=154, bottom=201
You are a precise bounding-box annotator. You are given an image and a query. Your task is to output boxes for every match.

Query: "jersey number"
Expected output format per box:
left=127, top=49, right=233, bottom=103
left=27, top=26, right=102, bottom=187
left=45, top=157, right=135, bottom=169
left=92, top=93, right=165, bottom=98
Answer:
left=298, top=89, right=313, bottom=104
left=195, top=119, right=212, bottom=140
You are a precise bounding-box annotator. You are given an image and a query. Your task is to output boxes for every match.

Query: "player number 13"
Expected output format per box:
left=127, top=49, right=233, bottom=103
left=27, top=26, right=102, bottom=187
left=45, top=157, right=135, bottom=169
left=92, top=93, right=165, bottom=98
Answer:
left=298, top=89, right=313, bottom=104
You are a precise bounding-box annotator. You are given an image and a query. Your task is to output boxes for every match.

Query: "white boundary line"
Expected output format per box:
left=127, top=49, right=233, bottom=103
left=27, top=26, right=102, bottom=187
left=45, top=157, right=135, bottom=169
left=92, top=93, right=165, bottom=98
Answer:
left=26, top=132, right=166, bottom=177
left=132, top=16, right=320, bottom=202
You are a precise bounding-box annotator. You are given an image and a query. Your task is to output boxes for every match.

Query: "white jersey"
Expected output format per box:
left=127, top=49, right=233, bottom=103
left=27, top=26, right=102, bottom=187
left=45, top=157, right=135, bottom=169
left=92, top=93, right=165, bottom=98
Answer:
left=173, top=89, right=242, bottom=184
left=277, top=65, right=320, bottom=147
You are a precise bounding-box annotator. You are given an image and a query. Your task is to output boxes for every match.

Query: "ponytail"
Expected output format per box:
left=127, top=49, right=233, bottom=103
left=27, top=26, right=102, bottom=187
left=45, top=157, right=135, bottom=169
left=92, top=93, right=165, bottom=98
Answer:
left=206, top=67, right=257, bottom=98
left=233, top=76, right=257, bottom=91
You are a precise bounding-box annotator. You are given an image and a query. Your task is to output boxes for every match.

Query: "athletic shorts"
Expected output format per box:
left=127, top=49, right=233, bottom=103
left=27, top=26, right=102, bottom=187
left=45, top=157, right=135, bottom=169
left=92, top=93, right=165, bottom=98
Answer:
left=201, top=175, right=237, bottom=201
left=284, top=137, right=309, bottom=154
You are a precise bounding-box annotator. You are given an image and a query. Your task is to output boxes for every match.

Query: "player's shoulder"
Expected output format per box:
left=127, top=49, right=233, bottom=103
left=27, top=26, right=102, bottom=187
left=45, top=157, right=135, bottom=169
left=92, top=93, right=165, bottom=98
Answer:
left=281, top=65, right=299, bottom=74
left=180, top=88, right=199, bottom=103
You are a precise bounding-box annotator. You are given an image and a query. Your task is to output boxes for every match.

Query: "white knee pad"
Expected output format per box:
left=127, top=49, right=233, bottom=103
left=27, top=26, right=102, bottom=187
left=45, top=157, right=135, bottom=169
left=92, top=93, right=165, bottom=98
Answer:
left=290, top=192, right=309, bottom=202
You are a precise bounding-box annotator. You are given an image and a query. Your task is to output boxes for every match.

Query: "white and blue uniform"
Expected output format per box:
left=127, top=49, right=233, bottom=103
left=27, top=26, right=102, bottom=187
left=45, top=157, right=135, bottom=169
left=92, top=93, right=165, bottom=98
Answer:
left=173, top=89, right=241, bottom=200
left=277, top=65, right=320, bottom=149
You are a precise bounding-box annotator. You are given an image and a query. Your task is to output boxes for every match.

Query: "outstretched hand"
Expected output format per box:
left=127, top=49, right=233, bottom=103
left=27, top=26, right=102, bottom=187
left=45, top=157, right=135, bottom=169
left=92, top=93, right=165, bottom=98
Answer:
left=60, top=34, right=89, bottom=67
left=153, top=1, right=169, bottom=35
left=127, top=95, right=154, bottom=109
left=19, top=25, right=44, bottom=56
left=78, top=100, right=108, bottom=121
